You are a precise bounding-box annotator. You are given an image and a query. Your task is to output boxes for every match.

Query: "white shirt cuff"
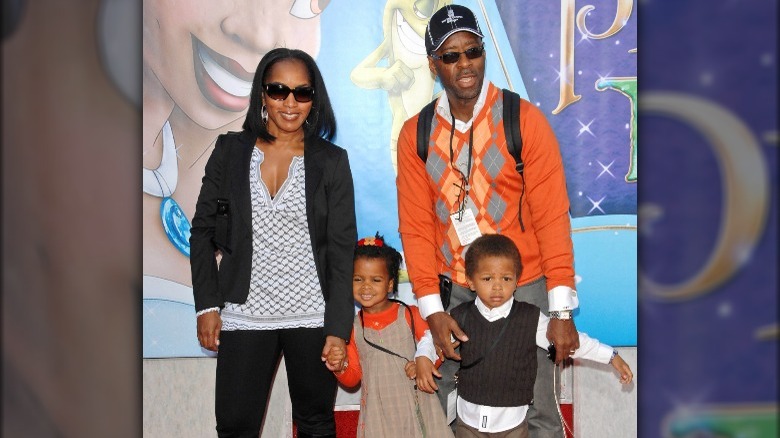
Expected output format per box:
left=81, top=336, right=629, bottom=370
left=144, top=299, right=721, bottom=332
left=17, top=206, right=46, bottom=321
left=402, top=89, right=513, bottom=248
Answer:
left=548, top=285, right=579, bottom=312
left=572, top=331, right=614, bottom=363
left=414, top=330, right=438, bottom=363
left=537, top=314, right=614, bottom=363
left=196, top=307, right=220, bottom=317
left=418, top=294, right=445, bottom=320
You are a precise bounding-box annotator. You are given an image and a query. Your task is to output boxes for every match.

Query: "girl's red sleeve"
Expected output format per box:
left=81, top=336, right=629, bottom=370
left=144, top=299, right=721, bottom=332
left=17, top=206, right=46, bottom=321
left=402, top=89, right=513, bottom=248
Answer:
left=405, top=305, right=430, bottom=341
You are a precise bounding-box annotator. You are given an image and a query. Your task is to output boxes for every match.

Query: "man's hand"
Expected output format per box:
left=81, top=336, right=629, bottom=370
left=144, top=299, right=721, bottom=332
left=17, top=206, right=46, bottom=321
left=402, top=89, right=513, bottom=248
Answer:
left=197, top=311, right=222, bottom=352
left=427, top=311, right=468, bottom=361
left=547, top=318, right=579, bottom=364
left=321, top=336, right=347, bottom=372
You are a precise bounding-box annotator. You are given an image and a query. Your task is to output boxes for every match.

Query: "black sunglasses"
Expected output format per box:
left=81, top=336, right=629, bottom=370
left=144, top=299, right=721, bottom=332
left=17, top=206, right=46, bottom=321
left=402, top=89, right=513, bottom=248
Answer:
left=430, top=45, right=485, bottom=64
left=263, top=83, right=315, bottom=103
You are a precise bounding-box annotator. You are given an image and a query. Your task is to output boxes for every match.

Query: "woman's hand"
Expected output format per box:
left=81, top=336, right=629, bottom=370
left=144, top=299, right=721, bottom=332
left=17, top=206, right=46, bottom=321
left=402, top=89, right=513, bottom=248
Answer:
left=321, top=335, right=347, bottom=372
left=196, top=311, right=222, bottom=351
left=326, top=345, right=347, bottom=374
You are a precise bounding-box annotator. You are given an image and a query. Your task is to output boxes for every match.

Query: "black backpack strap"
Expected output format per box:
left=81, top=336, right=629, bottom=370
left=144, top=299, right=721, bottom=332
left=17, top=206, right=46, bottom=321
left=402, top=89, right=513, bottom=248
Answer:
left=502, top=89, right=527, bottom=231
left=416, top=90, right=526, bottom=230
left=416, top=98, right=438, bottom=163
left=502, top=89, right=523, bottom=174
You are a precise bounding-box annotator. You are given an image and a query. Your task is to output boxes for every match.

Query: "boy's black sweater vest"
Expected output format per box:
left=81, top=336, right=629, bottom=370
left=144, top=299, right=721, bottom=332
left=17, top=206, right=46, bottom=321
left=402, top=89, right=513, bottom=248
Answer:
left=451, top=300, right=540, bottom=407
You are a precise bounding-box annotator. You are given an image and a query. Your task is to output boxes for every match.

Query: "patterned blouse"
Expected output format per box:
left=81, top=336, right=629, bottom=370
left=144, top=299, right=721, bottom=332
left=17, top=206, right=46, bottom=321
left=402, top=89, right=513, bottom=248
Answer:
left=221, top=148, right=326, bottom=331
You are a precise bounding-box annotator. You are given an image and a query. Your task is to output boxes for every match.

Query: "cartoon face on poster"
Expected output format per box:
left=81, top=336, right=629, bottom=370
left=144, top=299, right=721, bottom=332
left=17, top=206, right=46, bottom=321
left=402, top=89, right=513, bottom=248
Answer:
left=142, top=0, right=330, bottom=357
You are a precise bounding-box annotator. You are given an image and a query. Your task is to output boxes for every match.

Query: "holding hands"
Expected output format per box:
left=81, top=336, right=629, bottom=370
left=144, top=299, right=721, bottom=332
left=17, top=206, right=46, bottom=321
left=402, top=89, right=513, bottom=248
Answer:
left=414, top=357, right=441, bottom=394
left=322, top=336, right=348, bottom=373
left=404, top=361, right=417, bottom=380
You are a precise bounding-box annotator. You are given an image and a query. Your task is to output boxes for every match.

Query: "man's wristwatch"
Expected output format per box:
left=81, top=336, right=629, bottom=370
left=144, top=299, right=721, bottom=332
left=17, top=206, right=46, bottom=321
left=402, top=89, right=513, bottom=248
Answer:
left=549, top=310, right=572, bottom=320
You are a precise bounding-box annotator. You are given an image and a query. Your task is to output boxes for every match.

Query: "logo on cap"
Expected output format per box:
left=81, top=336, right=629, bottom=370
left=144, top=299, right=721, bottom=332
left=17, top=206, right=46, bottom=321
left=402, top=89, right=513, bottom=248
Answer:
left=443, top=8, right=463, bottom=24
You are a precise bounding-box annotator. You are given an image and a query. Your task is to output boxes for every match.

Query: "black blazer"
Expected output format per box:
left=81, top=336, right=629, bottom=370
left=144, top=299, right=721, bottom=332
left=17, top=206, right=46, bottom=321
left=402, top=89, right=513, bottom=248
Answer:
left=190, top=130, right=357, bottom=340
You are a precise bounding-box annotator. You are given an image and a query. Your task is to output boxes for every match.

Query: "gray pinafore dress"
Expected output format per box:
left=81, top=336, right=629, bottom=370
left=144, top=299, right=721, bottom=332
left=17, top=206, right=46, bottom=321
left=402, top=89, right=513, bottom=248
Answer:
left=354, top=305, right=454, bottom=438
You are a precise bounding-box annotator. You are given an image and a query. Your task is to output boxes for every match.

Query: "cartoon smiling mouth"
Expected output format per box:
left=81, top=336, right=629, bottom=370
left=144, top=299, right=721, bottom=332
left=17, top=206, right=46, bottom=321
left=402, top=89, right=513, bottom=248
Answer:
left=394, top=9, right=426, bottom=55
left=192, top=36, right=253, bottom=112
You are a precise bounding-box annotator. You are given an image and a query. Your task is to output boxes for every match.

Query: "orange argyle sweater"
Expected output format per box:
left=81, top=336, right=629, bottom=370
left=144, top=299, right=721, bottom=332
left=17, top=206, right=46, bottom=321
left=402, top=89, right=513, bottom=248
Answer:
left=397, top=83, right=575, bottom=299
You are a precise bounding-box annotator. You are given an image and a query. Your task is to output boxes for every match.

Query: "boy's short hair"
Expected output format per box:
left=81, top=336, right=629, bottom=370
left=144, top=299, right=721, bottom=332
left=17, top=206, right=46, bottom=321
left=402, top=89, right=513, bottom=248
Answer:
left=464, top=234, right=522, bottom=278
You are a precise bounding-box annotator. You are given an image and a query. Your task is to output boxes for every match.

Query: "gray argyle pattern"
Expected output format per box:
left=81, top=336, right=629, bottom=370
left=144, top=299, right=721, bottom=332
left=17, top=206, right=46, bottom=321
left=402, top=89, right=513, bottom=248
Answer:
left=424, top=95, right=515, bottom=267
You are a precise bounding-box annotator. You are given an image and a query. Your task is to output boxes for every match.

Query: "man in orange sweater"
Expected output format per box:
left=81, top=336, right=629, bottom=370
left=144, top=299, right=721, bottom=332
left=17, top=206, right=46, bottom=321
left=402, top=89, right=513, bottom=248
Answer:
left=396, top=5, right=580, bottom=437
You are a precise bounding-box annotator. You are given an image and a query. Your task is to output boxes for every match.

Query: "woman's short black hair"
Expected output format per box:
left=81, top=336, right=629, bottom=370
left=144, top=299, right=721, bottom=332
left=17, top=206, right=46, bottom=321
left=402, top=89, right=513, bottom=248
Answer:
left=464, top=234, right=523, bottom=279
left=243, top=48, right=336, bottom=143
left=354, top=233, right=403, bottom=293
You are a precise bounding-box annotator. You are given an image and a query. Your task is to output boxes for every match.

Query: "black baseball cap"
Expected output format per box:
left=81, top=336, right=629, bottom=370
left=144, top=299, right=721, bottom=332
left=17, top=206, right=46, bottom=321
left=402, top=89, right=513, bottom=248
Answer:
left=425, top=4, right=484, bottom=55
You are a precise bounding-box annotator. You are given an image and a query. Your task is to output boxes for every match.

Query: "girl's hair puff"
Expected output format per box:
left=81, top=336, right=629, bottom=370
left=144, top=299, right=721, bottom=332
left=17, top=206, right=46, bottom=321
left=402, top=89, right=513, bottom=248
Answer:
left=355, top=233, right=403, bottom=293
left=464, top=234, right=523, bottom=279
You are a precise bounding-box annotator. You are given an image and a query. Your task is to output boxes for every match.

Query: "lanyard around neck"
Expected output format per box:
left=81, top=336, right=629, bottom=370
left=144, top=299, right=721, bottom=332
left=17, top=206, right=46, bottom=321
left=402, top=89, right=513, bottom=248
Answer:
left=448, top=113, right=474, bottom=185
left=449, top=114, right=475, bottom=220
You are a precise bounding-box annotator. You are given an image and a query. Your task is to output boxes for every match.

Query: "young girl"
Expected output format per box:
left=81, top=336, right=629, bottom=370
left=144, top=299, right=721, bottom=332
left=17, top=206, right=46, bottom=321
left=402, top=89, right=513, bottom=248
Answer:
left=326, top=234, right=454, bottom=437
left=414, top=234, right=633, bottom=437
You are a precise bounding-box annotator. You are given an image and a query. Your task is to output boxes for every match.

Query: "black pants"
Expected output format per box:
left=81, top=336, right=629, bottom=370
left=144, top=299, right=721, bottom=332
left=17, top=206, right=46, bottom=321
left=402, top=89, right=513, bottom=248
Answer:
left=215, top=328, right=337, bottom=437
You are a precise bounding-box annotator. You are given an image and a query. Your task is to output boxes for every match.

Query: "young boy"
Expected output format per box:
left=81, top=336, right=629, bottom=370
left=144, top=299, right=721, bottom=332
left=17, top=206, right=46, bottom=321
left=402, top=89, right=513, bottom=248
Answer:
left=414, top=234, right=633, bottom=437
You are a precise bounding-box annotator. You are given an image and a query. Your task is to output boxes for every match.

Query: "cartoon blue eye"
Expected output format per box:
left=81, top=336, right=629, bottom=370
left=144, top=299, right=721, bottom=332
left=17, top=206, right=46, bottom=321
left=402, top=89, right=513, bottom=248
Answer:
left=290, top=0, right=331, bottom=19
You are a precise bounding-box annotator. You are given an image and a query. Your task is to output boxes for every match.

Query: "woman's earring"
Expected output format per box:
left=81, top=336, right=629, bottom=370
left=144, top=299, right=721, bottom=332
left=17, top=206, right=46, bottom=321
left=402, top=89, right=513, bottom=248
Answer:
left=261, top=105, right=268, bottom=125
left=306, top=111, right=317, bottom=127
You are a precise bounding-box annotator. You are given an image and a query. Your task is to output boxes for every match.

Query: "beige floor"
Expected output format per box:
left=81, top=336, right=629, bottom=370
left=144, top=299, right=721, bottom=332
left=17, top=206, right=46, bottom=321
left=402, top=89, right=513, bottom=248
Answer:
left=143, top=348, right=637, bottom=437
left=143, top=357, right=292, bottom=437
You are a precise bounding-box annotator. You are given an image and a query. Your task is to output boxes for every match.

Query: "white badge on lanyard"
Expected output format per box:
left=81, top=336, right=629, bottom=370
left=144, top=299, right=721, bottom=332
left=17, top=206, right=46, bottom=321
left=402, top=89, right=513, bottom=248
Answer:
left=451, top=207, right=481, bottom=246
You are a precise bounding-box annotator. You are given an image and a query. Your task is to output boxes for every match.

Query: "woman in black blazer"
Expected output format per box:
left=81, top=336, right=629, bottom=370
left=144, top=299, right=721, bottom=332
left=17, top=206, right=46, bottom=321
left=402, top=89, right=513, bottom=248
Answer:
left=190, top=48, right=356, bottom=438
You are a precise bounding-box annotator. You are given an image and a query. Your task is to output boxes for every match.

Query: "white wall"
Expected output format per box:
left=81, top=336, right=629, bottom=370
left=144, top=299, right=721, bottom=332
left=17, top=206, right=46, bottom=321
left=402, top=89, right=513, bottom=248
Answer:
left=574, top=347, right=638, bottom=437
